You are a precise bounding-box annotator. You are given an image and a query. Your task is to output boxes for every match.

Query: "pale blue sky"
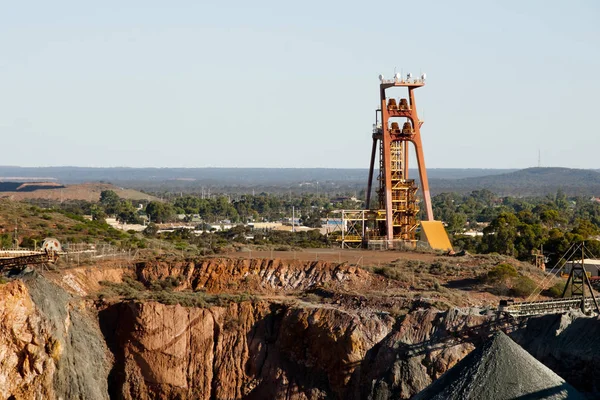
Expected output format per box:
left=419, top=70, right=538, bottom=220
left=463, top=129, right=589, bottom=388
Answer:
left=0, top=1, right=598, bottom=168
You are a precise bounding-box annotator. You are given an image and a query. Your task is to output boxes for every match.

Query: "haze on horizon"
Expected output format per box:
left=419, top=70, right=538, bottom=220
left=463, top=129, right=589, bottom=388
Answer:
left=0, top=1, right=598, bottom=170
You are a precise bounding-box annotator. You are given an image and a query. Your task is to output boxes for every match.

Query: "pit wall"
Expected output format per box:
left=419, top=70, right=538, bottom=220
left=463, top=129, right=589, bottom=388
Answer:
left=1, top=273, right=111, bottom=400
left=98, top=298, right=495, bottom=400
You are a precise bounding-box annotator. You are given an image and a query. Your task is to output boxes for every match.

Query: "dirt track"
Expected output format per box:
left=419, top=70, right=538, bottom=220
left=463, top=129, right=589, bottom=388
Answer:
left=219, top=248, right=438, bottom=266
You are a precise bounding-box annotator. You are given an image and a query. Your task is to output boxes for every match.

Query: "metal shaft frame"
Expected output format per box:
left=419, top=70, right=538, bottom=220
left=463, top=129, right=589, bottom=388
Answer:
left=366, top=79, right=434, bottom=243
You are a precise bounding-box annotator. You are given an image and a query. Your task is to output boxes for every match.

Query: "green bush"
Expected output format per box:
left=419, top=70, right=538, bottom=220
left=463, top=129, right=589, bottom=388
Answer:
left=0, top=233, right=13, bottom=248
left=547, top=280, right=567, bottom=298
left=72, top=223, right=85, bottom=232
left=20, top=236, right=40, bottom=249
left=149, top=276, right=183, bottom=291
left=302, top=293, right=324, bottom=304
left=486, top=263, right=518, bottom=284
left=511, top=275, right=537, bottom=297
left=429, top=261, right=451, bottom=276
left=372, top=266, right=411, bottom=282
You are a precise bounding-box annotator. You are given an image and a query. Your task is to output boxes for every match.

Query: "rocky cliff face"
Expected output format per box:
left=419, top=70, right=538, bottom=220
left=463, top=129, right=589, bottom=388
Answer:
left=0, top=272, right=111, bottom=400
left=135, top=258, right=377, bottom=294
left=100, top=300, right=396, bottom=400
left=24, top=272, right=111, bottom=400
left=98, top=298, right=499, bottom=399
left=0, top=280, right=55, bottom=400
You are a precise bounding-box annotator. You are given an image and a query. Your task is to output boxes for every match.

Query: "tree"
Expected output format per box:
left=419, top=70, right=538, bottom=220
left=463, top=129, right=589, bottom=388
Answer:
left=540, top=209, right=563, bottom=228
left=300, top=211, right=322, bottom=228
left=446, top=212, right=467, bottom=234
left=515, top=222, right=546, bottom=260
left=146, top=201, right=176, bottom=223
left=482, top=212, right=520, bottom=257
left=143, top=222, right=158, bottom=237
left=116, top=200, right=141, bottom=224
left=90, top=205, right=107, bottom=223
left=100, top=190, right=121, bottom=215
left=571, top=219, right=600, bottom=238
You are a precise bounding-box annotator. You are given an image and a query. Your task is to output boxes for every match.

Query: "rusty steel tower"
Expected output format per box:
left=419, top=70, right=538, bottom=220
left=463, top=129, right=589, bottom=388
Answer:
left=365, top=72, right=448, bottom=248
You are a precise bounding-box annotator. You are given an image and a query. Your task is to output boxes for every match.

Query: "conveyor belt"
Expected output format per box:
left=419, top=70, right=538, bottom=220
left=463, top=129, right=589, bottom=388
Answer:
left=499, top=297, right=596, bottom=317
left=0, top=251, right=58, bottom=271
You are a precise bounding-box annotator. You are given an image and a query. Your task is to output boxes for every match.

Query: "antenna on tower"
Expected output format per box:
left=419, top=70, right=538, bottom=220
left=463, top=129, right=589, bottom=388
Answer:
left=538, top=149, right=541, bottom=168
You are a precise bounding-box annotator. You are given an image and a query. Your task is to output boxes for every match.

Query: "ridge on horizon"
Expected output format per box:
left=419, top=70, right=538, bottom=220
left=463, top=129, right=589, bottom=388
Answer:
left=0, top=166, right=598, bottom=197
left=3, top=165, right=598, bottom=170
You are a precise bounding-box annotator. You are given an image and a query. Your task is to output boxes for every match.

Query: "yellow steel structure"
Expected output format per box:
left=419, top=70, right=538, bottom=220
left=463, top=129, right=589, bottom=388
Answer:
left=337, top=210, right=367, bottom=249
left=420, top=221, right=452, bottom=251
left=375, top=134, right=419, bottom=244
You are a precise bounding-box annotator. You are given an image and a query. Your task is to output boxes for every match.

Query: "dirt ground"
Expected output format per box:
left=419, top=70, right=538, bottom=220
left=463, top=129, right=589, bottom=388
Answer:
left=219, top=248, right=439, bottom=266
left=0, top=183, right=157, bottom=202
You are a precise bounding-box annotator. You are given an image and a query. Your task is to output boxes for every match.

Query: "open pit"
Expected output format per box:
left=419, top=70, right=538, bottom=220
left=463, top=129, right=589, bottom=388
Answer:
left=0, top=255, right=599, bottom=399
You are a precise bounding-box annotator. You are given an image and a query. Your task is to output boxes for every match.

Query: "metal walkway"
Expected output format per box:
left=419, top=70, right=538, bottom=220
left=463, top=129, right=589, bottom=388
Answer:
left=0, top=251, right=58, bottom=272
left=499, top=297, right=596, bottom=317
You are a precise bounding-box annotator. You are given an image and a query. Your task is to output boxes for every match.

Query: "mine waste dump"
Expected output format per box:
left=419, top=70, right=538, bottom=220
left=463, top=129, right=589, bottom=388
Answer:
left=413, top=331, right=583, bottom=400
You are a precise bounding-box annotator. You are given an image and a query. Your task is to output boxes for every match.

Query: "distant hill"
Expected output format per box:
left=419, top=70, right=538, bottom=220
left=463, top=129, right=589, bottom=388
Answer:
left=0, top=166, right=514, bottom=185
left=0, top=166, right=598, bottom=196
left=0, top=183, right=157, bottom=202
left=430, top=167, right=600, bottom=196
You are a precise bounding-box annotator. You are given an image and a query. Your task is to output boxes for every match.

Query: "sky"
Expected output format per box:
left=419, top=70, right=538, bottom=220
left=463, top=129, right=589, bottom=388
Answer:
left=0, top=0, right=598, bottom=169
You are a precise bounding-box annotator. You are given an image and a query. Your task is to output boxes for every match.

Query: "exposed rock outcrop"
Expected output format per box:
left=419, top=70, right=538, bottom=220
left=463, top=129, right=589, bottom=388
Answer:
left=0, top=280, right=55, bottom=400
left=0, top=272, right=111, bottom=400
left=24, top=272, right=111, bottom=400
left=135, top=258, right=376, bottom=294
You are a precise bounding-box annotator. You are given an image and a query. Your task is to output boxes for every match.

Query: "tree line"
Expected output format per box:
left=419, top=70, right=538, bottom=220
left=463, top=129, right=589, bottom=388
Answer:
left=434, top=189, right=600, bottom=264
left=27, top=188, right=600, bottom=263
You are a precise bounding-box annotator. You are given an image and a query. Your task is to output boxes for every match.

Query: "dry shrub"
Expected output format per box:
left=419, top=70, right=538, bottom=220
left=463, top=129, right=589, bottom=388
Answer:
left=483, top=263, right=539, bottom=297
left=98, top=277, right=254, bottom=308
left=547, top=281, right=568, bottom=298
left=510, top=275, right=537, bottom=297
left=485, top=263, right=518, bottom=284
left=372, top=266, right=411, bottom=283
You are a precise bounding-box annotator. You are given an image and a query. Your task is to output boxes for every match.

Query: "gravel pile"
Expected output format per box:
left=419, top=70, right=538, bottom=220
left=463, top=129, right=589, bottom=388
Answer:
left=413, top=331, right=583, bottom=400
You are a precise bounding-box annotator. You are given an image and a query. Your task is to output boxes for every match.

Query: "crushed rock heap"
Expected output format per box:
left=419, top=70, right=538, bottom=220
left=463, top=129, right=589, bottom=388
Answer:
left=413, top=331, right=583, bottom=400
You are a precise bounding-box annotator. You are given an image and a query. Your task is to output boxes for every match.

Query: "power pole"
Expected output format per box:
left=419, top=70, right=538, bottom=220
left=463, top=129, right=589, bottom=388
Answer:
left=14, top=219, right=18, bottom=249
